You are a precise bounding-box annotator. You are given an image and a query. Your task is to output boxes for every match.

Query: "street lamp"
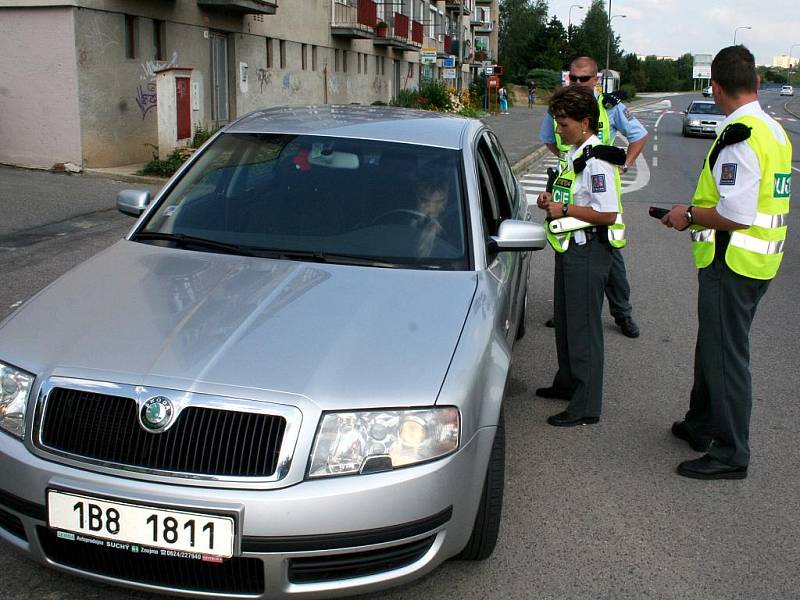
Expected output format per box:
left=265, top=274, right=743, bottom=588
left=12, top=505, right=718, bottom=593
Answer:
left=568, top=4, right=583, bottom=44
left=733, top=26, right=751, bottom=45
left=604, top=14, right=626, bottom=93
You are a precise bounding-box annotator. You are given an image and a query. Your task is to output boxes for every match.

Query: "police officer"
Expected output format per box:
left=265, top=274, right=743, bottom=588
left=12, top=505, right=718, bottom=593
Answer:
left=662, top=45, right=791, bottom=479
left=536, top=86, right=625, bottom=426
left=540, top=56, right=648, bottom=338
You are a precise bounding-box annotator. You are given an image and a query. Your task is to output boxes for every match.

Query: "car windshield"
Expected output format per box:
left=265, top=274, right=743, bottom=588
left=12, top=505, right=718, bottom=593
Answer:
left=689, top=102, right=723, bottom=115
left=138, top=133, right=469, bottom=270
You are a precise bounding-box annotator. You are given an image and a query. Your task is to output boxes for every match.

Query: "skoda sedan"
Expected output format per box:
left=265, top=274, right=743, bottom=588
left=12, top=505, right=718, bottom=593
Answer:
left=0, top=106, right=545, bottom=598
left=682, top=100, right=725, bottom=137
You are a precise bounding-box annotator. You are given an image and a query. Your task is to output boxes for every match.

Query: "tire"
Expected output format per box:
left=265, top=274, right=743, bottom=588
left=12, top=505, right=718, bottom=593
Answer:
left=515, top=291, right=527, bottom=340
left=456, top=408, right=505, bottom=561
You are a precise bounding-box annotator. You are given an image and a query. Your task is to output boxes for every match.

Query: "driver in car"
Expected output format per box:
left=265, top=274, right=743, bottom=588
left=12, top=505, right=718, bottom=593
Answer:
left=413, top=178, right=450, bottom=257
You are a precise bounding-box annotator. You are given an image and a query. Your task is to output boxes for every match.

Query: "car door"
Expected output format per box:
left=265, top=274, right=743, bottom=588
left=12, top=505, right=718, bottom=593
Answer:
left=475, top=136, right=517, bottom=344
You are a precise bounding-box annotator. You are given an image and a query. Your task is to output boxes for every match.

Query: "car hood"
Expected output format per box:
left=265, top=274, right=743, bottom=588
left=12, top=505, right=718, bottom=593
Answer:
left=0, top=241, right=478, bottom=409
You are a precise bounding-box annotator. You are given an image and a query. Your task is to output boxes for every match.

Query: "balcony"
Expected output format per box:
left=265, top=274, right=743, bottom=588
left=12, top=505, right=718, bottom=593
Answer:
left=411, top=20, right=423, bottom=46
left=445, top=1, right=471, bottom=17
left=196, top=0, right=277, bottom=14
left=475, top=0, right=492, bottom=3
left=331, top=0, right=378, bottom=39
left=472, top=20, right=493, bottom=32
left=373, top=12, right=416, bottom=50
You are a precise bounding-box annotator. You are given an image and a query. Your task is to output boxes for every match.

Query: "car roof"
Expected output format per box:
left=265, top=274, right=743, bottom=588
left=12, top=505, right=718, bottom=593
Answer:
left=224, top=105, right=474, bottom=149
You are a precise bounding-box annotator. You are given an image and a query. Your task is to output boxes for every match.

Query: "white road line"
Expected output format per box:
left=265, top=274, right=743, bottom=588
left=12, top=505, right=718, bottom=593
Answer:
left=10, top=301, right=22, bottom=309
left=654, top=112, right=665, bottom=129
left=793, top=166, right=800, bottom=173
left=652, top=156, right=659, bottom=167
left=653, top=144, right=658, bottom=152
left=654, top=135, right=658, bottom=142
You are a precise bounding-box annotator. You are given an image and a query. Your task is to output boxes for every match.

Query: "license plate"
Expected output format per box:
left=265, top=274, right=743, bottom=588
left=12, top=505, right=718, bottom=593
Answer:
left=47, top=490, right=235, bottom=558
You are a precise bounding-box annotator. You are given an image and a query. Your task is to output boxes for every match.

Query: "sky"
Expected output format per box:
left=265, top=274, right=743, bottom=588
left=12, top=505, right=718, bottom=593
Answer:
left=549, top=0, right=800, bottom=66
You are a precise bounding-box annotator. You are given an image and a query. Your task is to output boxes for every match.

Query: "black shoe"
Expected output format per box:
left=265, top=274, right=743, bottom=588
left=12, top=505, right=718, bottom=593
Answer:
left=545, top=318, right=555, bottom=328
left=535, top=386, right=571, bottom=400
left=671, top=421, right=711, bottom=452
left=615, top=317, right=640, bottom=338
left=676, top=455, right=748, bottom=480
left=547, top=411, right=600, bottom=427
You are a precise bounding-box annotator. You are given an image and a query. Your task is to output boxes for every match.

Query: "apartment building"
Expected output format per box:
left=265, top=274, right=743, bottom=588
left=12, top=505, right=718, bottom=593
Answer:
left=0, top=1, right=498, bottom=170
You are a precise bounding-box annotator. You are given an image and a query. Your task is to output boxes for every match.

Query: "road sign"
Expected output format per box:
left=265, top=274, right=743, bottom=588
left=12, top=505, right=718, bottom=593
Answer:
left=443, top=68, right=457, bottom=79
left=484, top=66, right=494, bottom=76
left=443, top=55, right=456, bottom=68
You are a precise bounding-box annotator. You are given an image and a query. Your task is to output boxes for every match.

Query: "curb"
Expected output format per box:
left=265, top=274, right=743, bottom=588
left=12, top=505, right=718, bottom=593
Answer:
left=82, top=169, right=167, bottom=186
left=512, top=145, right=550, bottom=175
left=784, top=98, right=800, bottom=120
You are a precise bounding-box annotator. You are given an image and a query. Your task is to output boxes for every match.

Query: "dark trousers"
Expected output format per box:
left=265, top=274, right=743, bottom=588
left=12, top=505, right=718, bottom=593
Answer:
left=605, top=249, right=632, bottom=320
left=684, top=243, right=770, bottom=467
left=551, top=236, right=613, bottom=417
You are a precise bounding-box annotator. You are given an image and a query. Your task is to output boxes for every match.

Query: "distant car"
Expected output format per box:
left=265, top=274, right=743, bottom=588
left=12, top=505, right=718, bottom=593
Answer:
left=0, top=106, right=547, bottom=598
left=780, top=85, right=794, bottom=96
left=702, top=85, right=713, bottom=97
left=683, top=100, right=725, bottom=137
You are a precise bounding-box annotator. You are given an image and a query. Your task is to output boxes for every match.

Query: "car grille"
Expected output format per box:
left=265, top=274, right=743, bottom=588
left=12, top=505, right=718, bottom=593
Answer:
left=40, top=387, right=286, bottom=478
left=288, top=535, right=436, bottom=583
left=38, top=527, right=265, bottom=594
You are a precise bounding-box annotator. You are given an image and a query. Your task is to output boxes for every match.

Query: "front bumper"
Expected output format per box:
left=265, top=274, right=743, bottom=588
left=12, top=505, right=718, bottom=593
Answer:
left=0, top=426, right=495, bottom=598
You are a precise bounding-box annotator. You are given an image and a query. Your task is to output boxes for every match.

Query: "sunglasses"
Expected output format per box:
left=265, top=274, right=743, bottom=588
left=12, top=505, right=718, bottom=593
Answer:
left=568, top=74, right=595, bottom=83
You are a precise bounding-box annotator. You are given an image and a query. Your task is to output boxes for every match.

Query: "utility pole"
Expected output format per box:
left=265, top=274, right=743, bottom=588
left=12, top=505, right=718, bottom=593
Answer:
left=456, top=1, right=464, bottom=90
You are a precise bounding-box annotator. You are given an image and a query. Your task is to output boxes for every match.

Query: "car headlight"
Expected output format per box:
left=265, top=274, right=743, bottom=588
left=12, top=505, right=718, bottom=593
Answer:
left=308, top=407, right=460, bottom=478
left=0, top=361, right=35, bottom=438
left=689, top=119, right=701, bottom=126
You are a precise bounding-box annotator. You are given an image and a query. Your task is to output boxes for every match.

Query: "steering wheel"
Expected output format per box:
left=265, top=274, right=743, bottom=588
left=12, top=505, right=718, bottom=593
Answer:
left=371, top=208, right=441, bottom=231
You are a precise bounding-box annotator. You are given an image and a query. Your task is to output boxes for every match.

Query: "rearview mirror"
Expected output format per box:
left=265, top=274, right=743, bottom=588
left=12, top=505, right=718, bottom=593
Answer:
left=117, top=190, right=151, bottom=217
left=490, top=219, right=547, bottom=252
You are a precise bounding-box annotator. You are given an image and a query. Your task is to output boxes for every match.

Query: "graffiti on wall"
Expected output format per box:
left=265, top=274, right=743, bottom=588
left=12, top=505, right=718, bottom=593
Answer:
left=134, top=51, right=179, bottom=119
left=257, top=68, right=270, bottom=93
left=282, top=73, right=301, bottom=94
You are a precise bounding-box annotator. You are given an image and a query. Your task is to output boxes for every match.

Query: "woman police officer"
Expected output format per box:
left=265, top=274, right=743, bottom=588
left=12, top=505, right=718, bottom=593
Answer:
left=535, top=85, right=626, bottom=426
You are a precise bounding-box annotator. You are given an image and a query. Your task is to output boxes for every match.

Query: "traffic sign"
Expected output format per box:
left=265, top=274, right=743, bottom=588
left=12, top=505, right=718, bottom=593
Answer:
left=420, top=48, right=437, bottom=65
left=443, top=55, right=456, bottom=68
left=443, top=68, right=457, bottom=79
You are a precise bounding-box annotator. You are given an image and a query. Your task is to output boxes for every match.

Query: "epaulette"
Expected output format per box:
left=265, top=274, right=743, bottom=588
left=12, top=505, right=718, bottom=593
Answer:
left=708, top=123, right=752, bottom=170
left=573, top=145, right=627, bottom=173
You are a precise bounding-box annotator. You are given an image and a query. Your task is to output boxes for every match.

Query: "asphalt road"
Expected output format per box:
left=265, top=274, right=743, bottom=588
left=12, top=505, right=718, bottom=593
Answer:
left=1, top=92, right=799, bottom=599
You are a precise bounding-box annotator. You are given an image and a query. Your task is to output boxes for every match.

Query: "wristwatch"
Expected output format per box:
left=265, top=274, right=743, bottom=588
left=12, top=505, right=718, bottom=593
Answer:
left=685, top=206, right=694, bottom=225
left=561, top=203, right=569, bottom=216
left=621, top=164, right=629, bottom=173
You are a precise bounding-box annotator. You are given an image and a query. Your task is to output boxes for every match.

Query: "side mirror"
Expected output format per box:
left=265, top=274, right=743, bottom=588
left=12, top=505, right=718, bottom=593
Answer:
left=489, top=219, right=547, bottom=252
left=117, top=190, right=151, bottom=217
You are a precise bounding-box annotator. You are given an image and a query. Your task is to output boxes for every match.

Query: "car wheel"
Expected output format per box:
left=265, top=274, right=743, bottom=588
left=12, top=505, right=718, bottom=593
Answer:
left=682, top=125, right=688, bottom=137
left=515, top=291, right=527, bottom=340
left=456, top=408, right=505, bottom=561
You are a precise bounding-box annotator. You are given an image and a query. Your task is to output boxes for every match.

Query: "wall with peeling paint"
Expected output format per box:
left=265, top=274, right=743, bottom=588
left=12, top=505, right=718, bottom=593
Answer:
left=0, top=7, right=82, bottom=169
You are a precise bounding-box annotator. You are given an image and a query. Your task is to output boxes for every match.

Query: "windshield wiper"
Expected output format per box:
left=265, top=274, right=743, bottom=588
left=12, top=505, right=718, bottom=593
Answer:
left=131, top=232, right=258, bottom=257
left=272, top=249, right=400, bottom=268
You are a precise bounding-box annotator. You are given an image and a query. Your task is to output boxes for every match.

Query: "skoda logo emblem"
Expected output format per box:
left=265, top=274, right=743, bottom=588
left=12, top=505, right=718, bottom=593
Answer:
left=141, top=396, right=174, bottom=431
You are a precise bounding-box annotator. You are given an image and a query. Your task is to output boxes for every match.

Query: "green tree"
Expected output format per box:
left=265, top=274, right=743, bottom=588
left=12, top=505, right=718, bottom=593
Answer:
left=499, top=0, right=551, bottom=83
left=570, top=0, right=622, bottom=70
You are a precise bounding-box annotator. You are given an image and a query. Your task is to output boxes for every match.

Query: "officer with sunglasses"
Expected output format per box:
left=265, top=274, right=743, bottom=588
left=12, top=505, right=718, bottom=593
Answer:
left=539, top=56, right=648, bottom=339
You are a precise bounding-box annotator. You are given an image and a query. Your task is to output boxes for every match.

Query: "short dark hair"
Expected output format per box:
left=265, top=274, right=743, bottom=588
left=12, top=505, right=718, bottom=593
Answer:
left=549, top=86, right=599, bottom=133
left=712, top=46, right=758, bottom=96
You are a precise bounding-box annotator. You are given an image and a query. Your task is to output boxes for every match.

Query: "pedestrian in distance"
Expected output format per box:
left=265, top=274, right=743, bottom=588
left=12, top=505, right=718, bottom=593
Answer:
left=661, top=45, right=792, bottom=480
left=535, top=85, right=626, bottom=427
left=540, top=56, right=647, bottom=339
left=528, top=82, right=537, bottom=108
left=498, top=85, right=509, bottom=114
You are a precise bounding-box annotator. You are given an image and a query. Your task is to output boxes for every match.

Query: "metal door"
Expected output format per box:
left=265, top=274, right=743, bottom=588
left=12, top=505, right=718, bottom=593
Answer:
left=210, top=33, right=229, bottom=122
left=176, top=77, right=191, bottom=140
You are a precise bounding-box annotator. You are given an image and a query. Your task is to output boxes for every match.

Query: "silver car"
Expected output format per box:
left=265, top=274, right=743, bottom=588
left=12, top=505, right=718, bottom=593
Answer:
left=682, top=100, right=725, bottom=137
left=0, top=106, right=545, bottom=598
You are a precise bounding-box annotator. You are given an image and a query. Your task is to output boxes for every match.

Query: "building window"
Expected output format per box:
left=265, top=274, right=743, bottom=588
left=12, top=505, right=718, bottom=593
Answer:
left=153, top=19, right=165, bottom=61
left=408, top=62, right=414, bottom=78
left=335, top=49, right=340, bottom=72
left=265, top=37, right=273, bottom=68
left=301, top=44, right=308, bottom=70
left=312, top=45, right=317, bottom=71
left=364, top=53, right=368, bottom=75
left=124, top=15, right=136, bottom=59
left=342, top=50, right=348, bottom=73
left=279, top=39, right=286, bottom=69
left=357, top=53, right=362, bottom=74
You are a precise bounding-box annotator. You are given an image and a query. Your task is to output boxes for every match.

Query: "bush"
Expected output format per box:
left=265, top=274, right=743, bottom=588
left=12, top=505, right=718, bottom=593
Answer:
left=371, top=100, right=388, bottom=106
left=391, top=80, right=453, bottom=112
left=191, top=124, right=219, bottom=148
left=619, top=83, right=637, bottom=101
left=458, top=105, right=482, bottom=118
left=391, top=88, right=420, bottom=108
left=137, top=146, right=190, bottom=177
left=525, top=68, right=563, bottom=90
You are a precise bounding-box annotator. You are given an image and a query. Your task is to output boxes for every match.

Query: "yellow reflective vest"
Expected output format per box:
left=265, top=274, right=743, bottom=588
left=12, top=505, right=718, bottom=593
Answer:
left=690, top=115, right=791, bottom=280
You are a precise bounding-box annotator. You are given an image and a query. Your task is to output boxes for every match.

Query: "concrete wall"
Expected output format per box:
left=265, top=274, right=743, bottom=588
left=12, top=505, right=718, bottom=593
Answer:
left=0, top=7, right=82, bottom=168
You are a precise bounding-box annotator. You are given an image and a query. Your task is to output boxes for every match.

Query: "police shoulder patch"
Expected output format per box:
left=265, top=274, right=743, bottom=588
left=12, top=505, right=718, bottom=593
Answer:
left=720, top=162, right=738, bottom=186
left=591, top=173, right=607, bottom=193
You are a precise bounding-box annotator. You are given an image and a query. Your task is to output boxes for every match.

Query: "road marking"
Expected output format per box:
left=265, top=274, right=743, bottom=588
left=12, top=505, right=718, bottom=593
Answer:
left=10, top=301, right=23, bottom=309
left=793, top=166, right=800, bottom=173
left=655, top=112, right=665, bottom=129
left=653, top=144, right=658, bottom=152
left=652, top=156, right=659, bottom=167
left=654, top=135, right=658, bottom=141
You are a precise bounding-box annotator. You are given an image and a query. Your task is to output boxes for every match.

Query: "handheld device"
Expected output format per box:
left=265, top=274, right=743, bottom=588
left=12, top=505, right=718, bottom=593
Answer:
left=649, top=206, right=669, bottom=219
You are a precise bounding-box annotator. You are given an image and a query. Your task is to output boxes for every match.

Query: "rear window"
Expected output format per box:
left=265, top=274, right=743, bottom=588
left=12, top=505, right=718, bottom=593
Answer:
left=140, top=133, right=469, bottom=270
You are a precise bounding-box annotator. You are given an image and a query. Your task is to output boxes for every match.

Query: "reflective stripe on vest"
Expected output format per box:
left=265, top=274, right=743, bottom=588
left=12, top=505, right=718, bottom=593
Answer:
left=690, top=114, right=791, bottom=280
